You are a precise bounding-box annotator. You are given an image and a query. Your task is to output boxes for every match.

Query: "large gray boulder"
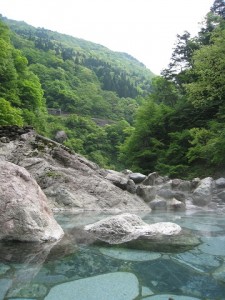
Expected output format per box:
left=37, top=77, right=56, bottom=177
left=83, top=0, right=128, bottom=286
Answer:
left=54, top=130, right=67, bottom=143
left=136, top=185, right=157, bottom=202
left=129, top=172, right=146, bottom=184
left=105, top=170, right=128, bottom=190
left=85, top=213, right=182, bottom=244
left=192, top=177, right=213, bottom=206
left=84, top=213, right=200, bottom=251
left=0, top=161, right=64, bottom=242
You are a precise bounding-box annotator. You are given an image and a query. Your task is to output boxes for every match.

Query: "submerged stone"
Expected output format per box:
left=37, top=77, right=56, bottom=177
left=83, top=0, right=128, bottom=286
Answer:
left=173, top=249, right=221, bottom=272
left=134, top=258, right=225, bottom=299
left=8, top=298, right=35, bottom=300
left=213, top=264, right=225, bottom=283
left=0, top=263, right=10, bottom=275
left=99, top=247, right=161, bottom=261
left=44, top=272, right=139, bottom=300
left=144, top=295, right=201, bottom=300
left=7, top=283, right=47, bottom=298
left=199, top=236, right=225, bottom=256
left=141, top=286, right=154, bottom=297
left=0, top=279, right=12, bottom=300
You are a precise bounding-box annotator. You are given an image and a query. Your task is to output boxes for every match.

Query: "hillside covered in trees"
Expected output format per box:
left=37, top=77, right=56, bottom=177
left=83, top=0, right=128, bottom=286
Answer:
left=120, top=0, right=225, bottom=178
left=1, top=0, right=225, bottom=179
left=0, top=15, right=154, bottom=168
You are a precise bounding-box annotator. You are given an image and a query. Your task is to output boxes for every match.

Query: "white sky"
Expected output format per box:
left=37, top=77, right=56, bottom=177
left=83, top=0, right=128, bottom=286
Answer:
left=0, top=0, right=214, bottom=74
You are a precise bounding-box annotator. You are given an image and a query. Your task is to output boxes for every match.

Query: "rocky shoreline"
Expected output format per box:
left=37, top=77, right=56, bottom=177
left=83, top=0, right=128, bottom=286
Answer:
left=0, top=125, right=225, bottom=242
left=1, top=126, right=225, bottom=212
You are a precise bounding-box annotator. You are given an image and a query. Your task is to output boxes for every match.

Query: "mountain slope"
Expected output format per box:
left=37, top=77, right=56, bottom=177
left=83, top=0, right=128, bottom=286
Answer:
left=0, top=16, right=155, bottom=169
left=3, top=17, right=154, bottom=114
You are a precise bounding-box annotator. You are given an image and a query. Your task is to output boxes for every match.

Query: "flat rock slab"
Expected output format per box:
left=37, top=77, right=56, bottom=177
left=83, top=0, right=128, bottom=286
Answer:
left=0, top=279, right=12, bottom=300
left=173, top=249, right=221, bottom=273
left=99, top=247, right=161, bottom=261
left=144, top=295, right=201, bottom=300
left=213, top=264, right=225, bottom=283
left=199, top=236, right=225, bottom=256
left=44, top=272, right=139, bottom=300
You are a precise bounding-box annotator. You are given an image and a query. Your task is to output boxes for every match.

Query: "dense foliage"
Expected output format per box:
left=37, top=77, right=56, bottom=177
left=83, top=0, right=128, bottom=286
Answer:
left=120, top=0, right=225, bottom=178
left=2, top=0, right=225, bottom=178
left=0, top=16, right=152, bottom=168
left=3, top=17, right=153, bottom=121
left=0, top=19, right=47, bottom=131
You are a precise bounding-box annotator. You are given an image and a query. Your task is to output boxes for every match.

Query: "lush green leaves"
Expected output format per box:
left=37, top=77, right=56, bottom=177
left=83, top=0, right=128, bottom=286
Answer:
left=0, top=98, right=23, bottom=126
left=119, top=0, right=225, bottom=178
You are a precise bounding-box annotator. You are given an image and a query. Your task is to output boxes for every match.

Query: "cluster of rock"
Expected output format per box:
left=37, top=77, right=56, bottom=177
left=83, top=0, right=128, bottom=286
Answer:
left=105, top=169, right=225, bottom=211
left=0, top=129, right=149, bottom=212
left=0, top=126, right=149, bottom=242
left=0, top=125, right=225, bottom=243
left=0, top=125, right=33, bottom=142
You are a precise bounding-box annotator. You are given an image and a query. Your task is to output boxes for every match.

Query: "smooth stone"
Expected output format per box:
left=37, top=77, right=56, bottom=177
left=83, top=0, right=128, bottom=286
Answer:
left=141, top=286, right=154, bottom=296
left=0, top=279, right=12, bottom=300
left=199, top=236, right=225, bottom=256
left=99, top=247, right=161, bottom=261
left=33, top=267, right=69, bottom=285
left=173, top=249, right=221, bottom=272
left=213, top=264, right=225, bottom=283
left=44, top=272, right=139, bottom=300
left=215, top=178, right=225, bottom=188
left=144, top=295, right=201, bottom=300
left=0, top=263, right=10, bottom=275
left=34, top=273, right=68, bottom=285
left=7, top=284, right=47, bottom=298
left=129, top=172, right=146, bottom=183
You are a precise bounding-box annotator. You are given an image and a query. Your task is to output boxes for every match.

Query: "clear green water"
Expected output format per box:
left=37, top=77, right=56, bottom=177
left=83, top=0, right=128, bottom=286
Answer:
left=1, top=211, right=225, bottom=300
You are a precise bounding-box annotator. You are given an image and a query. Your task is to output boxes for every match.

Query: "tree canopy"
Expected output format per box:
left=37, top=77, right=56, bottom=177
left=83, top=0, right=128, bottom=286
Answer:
left=119, top=0, right=225, bottom=178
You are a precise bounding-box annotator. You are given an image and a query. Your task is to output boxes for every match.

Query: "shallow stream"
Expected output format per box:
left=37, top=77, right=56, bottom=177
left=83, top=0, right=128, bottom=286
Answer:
left=1, top=211, right=225, bottom=299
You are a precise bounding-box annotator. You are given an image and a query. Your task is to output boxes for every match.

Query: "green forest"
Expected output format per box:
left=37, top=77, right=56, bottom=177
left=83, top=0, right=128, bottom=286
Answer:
left=1, top=0, right=225, bottom=179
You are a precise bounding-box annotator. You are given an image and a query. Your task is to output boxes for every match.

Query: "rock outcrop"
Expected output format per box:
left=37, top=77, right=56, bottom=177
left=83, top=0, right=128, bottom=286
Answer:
left=0, top=161, right=64, bottom=242
left=1, top=126, right=225, bottom=212
left=0, top=127, right=150, bottom=212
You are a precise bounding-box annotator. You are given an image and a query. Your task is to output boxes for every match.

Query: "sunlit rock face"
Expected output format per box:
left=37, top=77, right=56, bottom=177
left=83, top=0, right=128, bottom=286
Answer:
left=0, top=161, right=64, bottom=242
